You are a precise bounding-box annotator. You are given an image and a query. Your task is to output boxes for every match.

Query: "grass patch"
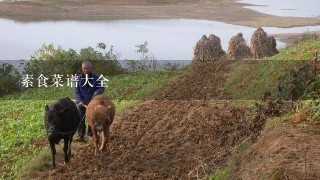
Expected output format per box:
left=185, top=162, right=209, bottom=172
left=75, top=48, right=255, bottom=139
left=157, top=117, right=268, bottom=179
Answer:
left=17, top=143, right=83, bottom=180
left=209, top=169, right=229, bottom=180
left=209, top=138, right=253, bottom=180
left=265, top=117, right=282, bottom=130
left=3, top=70, right=181, bottom=101
left=106, top=70, right=183, bottom=100
left=225, top=39, right=320, bottom=100
left=0, top=100, right=50, bottom=180
left=16, top=146, right=52, bottom=180
left=225, top=60, right=303, bottom=100
left=269, top=39, right=320, bottom=61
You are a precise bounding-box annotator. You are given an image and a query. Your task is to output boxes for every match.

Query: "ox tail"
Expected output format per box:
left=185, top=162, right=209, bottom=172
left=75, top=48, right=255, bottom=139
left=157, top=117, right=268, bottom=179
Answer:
left=99, top=131, right=106, bottom=152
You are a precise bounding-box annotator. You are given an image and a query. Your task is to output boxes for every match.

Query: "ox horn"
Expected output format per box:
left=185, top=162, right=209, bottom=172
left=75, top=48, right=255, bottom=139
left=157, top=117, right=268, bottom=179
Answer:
left=99, top=131, right=106, bottom=152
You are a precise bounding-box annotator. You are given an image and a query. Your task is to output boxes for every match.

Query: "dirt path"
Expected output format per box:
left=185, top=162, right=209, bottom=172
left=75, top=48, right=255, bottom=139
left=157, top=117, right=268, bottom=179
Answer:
left=0, top=0, right=319, bottom=28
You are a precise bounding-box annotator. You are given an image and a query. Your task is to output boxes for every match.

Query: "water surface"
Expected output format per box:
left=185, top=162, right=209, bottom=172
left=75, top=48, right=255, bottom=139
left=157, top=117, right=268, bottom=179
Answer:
left=237, top=0, right=320, bottom=17
left=1, top=18, right=320, bottom=60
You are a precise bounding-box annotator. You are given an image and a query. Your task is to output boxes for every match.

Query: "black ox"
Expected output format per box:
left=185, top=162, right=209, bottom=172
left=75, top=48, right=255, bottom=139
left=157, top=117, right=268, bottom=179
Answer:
left=44, top=97, right=80, bottom=168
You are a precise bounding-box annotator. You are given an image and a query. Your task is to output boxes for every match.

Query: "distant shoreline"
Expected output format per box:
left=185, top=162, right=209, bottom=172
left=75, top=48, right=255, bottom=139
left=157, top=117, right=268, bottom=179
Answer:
left=0, top=0, right=319, bottom=28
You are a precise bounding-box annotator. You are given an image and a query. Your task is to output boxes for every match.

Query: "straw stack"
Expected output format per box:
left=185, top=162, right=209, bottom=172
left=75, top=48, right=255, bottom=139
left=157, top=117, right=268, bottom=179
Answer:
left=193, top=34, right=226, bottom=62
left=250, top=28, right=278, bottom=59
left=227, top=33, right=251, bottom=60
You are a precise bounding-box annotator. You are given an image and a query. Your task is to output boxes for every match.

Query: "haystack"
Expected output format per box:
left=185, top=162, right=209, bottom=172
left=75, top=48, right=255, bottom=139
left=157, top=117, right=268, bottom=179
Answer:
left=227, top=33, right=251, bottom=60
left=250, top=28, right=278, bottom=59
left=267, top=35, right=279, bottom=56
left=193, top=34, right=225, bottom=62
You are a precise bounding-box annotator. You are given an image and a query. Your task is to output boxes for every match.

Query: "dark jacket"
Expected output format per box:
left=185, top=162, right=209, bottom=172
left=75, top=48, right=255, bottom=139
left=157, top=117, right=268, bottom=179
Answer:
left=74, top=72, right=105, bottom=104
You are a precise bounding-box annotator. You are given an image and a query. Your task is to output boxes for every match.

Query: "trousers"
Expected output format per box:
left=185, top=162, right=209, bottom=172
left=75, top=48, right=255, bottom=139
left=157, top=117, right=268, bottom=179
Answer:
left=77, top=105, right=93, bottom=139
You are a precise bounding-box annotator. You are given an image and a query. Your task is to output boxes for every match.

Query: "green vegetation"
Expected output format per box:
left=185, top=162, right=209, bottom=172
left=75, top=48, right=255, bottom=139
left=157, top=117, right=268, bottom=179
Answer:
left=209, top=138, right=253, bottom=180
left=0, top=68, right=188, bottom=179
left=269, top=39, right=320, bottom=61
left=0, top=100, right=49, bottom=179
left=209, top=169, right=229, bottom=180
left=1, top=41, right=182, bottom=98
left=0, top=63, right=21, bottom=97
left=225, top=39, right=320, bottom=100
left=3, top=70, right=185, bottom=101
left=24, top=43, right=123, bottom=77
left=225, top=60, right=301, bottom=100
left=294, top=99, right=320, bottom=122
left=1, top=43, right=123, bottom=98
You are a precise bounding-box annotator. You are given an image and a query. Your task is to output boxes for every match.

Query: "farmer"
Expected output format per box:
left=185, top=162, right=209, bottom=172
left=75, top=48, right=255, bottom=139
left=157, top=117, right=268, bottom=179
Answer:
left=75, top=61, right=105, bottom=142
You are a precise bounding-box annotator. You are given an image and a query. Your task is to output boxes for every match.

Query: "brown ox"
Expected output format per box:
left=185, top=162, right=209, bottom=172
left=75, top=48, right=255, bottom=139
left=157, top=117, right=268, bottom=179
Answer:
left=86, top=94, right=115, bottom=156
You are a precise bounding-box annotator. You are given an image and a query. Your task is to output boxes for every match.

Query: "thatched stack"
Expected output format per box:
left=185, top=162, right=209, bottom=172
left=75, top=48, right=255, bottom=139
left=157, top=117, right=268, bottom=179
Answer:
left=250, top=27, right=278, bottom=59
left=267, top=35, right=279, bottom=56
left=193, top=34, right=226, bottom=62
left=227, top=33, right=251, bottom=60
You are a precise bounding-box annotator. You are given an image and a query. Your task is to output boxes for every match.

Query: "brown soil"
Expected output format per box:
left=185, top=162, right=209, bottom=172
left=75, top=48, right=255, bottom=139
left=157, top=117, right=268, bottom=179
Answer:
left=29, top=61, right=266, bottom=179
left=231, top=121, right=320, bottom=179
left=149, top=60, right=232, bottom=100
left=0, top=0, right=319, bottom=28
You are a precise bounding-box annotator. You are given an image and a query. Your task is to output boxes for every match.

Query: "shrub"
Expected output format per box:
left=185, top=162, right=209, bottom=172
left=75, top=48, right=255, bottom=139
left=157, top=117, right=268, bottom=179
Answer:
left=23, top=43, right=123, bottom=78
left=0, top=63, right=21, bottom=97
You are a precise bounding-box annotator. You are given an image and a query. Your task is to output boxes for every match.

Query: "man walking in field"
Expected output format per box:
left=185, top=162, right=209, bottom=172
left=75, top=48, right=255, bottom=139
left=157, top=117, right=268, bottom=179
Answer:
left=75, top=61, right=105, bottom=142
